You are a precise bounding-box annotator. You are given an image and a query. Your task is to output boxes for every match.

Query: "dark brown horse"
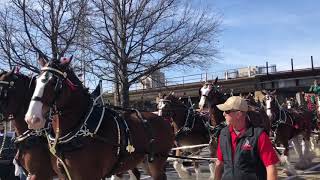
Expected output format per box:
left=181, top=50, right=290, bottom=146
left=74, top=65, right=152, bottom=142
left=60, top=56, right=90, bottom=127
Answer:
left=0, top=70, right=60, bottom=180
left=25, top=57, right=174, bottom=180
left=262, top=90, right=314, bottom=175
left=200, top=80, right=270, bottom=134
left=158, top=92, right=216, bottom=179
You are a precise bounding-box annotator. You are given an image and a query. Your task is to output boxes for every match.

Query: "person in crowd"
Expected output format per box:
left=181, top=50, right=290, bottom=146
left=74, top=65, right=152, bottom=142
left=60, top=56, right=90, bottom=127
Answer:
left=214, top=96, right=279, bottom=180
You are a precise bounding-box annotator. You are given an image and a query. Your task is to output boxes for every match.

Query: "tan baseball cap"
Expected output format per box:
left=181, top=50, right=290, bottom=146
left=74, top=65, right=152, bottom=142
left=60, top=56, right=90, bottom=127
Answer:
left=216, top=96, right=248, bottom=112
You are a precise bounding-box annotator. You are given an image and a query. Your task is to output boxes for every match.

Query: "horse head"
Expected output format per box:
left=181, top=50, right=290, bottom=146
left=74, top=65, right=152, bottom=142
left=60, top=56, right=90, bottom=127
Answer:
left=261, top=89, right=278, bottom=121
left=0, top=68, right=35, bottom=128
left=157, top=92, right=187, bottom=120
left=198, top=79, right=227, bottom=126
left=25, top=55, right=90, bottom=134
left=285, top=97, right=296, bottom=109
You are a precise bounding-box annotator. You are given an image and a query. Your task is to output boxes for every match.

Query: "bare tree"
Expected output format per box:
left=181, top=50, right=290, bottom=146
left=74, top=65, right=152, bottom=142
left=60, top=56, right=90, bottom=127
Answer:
left=87, top=0, right=221, bottom=107
left=0, top=0, right=90, bottom=72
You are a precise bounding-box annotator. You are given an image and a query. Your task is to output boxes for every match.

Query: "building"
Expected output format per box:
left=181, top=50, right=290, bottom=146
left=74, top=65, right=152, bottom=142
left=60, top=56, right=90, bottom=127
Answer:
left=225, top=65, right=277, bottom=79
left=140, top=70, right=165, bottom=89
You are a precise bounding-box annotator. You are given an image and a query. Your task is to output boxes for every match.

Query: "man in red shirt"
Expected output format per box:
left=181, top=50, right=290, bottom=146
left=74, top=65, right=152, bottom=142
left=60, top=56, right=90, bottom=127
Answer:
left=214, top=96, right=279, bottom=180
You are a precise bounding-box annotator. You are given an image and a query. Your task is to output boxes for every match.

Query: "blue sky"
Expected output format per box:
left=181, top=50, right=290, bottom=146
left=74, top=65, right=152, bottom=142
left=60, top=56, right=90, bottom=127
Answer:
left=166, top=0, right=320, bottom=77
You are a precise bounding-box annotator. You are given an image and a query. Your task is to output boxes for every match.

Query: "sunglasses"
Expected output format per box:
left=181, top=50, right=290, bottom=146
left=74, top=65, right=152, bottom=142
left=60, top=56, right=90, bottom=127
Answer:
left=224, top=110, right=239, bottom=114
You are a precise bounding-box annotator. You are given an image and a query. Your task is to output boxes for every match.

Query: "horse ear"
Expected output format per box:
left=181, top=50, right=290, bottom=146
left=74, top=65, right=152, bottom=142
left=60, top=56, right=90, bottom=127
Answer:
left=60, top=56, right=72, bottom=66
left=14, top=66, right=20, bottom=74
left=169, top=91, right=174, bottom=96
left=8, top=67, right=15, bottom=75
left=271, top=89, right=276, bottom=95
left=261, top=90, right=267, bottom=95
left=213, top=76, right=218, bottom=85
left=38, top=55, right=48, bottom=67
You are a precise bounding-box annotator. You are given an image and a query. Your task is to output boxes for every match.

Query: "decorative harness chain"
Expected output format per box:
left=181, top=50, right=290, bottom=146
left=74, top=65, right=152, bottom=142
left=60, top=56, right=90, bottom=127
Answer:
left=270, top=97, right=294, bottom=130
left=0, top=121, right=7, bottom=158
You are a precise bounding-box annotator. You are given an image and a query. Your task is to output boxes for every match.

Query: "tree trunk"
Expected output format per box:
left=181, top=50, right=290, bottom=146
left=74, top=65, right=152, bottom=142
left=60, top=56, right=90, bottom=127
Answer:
left=119, top=79, right=130, bottom=108
left=119, top=60, right=129, bottom=107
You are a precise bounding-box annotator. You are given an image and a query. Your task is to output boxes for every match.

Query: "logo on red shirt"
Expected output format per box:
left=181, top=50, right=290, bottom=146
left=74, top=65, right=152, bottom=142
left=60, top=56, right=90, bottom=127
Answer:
left=241, top=139, right=253, bottom=150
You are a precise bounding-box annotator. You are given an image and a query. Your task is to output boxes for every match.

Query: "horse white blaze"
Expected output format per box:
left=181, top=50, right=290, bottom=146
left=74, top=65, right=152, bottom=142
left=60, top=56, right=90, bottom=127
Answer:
left=265, top=95, right=273, bottom=119
left=157, top=99, right=166, bottom=116
left=25, top=72, right=48, bottom=129
left=286, top=100, right=292, bottom=109
left=199, top=85, right=211, bottom=110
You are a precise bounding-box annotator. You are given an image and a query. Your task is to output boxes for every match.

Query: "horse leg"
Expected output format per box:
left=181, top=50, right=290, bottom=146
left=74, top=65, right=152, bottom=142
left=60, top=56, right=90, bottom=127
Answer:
left=193, top=161, right=201, bottom=180
left=128, top=168, right=140, bottom=180
left=147, top=156, right=168, bottom=180
left=291, top=135, right=306, bottom=169
left=172, top=150, right=191, bottom=178
left=303, top=139, right=314, bottom=168
left=110, top=174, right=123, bottom=180
left=208, top=161, right=215, bottom=180
left=280, top=142, right=297, bottom=176
left=303, top=130, right=315, bottom=168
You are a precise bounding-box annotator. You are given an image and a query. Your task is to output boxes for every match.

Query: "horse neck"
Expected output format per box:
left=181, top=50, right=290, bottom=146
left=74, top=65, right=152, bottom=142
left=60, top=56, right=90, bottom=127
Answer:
left=209, top=105, right=224, bottom=126
left=9, top=86, right=33, bottom=136
left=12, top=114, right=29, bottom=136
left=268, top=101, right=280, bottom=123
left=172, top=106, right=189, bottom=128
left=54, top=91, right=91, bottom=136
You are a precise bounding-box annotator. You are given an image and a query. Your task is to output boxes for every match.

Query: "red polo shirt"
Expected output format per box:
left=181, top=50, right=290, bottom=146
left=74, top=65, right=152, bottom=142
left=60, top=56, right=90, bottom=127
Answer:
left=216, top=126, right=279, bottom=167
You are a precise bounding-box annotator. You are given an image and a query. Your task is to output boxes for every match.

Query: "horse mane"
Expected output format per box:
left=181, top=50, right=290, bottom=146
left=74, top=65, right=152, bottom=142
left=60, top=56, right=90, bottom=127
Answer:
left=49, top=60, right=89, bottom=95
left=166, top=94, right=184, bottom=105
left=0, top=71, right=7, bottom=76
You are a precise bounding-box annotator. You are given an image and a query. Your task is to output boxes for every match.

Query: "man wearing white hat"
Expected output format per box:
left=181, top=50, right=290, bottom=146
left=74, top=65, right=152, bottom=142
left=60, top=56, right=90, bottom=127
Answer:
left=214, top=96, right=278, bottom=180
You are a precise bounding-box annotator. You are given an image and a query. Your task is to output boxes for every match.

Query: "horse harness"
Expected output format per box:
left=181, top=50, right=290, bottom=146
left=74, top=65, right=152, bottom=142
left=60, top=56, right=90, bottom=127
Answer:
left=45, top=99, right=157, bottom=177
left=161, top=99, right=224, bottom=141
left=269, top=100, right=299, bottom=132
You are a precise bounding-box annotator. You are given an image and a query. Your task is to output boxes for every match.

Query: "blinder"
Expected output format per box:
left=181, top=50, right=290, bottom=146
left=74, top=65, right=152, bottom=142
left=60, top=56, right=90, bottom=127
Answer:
left=0, top=80, right=14, bottom=99
left=31, top=68, right=66, bottom=107
left=0, top=80, right=15, bottom=122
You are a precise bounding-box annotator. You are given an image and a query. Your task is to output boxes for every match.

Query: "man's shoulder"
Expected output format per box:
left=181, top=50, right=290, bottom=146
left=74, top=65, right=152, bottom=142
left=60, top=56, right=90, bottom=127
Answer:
left=220, top=126, right=230, bottom=135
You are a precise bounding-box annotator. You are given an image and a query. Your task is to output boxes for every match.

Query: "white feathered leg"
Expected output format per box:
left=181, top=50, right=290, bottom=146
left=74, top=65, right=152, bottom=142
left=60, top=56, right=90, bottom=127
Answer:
left=194, top=163, right=201, bottom=180
left=173, top=161, right=191, bottom=178
left=280, top=155, right=297, bottom=176
left=303, top=139, right=314, bottom=168
left=292, top=136, right=305, bottom=169
left=127, top=170, right=138, bottom=180
left=209, top=162, right=215, bottom=180
left=110, top=175, right=122, bottom=180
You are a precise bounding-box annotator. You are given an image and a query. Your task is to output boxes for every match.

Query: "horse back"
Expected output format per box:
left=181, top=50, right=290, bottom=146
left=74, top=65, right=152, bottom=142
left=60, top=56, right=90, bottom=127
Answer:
left=122, top=111, right=174, bottom=153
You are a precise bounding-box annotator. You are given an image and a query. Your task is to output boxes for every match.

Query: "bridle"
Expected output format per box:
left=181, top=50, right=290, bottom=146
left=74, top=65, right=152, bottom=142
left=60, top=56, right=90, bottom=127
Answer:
left=31, top=67, right=71, bottom=112
left=266, top=95, right=294, bottom=131
left=159, top=98, right=188, bottom=118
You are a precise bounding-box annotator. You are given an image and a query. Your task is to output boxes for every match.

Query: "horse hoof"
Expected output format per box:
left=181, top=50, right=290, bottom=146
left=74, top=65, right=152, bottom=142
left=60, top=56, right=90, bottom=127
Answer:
left=173, top=161, right=192, bottom=178
left=284, top=170, right=292, bottom=176
left=283, top=169, right=297, bottom=176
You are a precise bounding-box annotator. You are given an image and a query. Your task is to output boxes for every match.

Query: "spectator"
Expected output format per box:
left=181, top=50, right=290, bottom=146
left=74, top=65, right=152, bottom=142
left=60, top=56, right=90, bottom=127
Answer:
left=214, top=96, right=279, bottom=180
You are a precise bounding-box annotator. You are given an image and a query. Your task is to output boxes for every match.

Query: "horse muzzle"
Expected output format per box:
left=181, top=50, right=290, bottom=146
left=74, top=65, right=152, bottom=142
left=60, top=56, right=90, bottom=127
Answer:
left=25, top=115, right=45, bottom=130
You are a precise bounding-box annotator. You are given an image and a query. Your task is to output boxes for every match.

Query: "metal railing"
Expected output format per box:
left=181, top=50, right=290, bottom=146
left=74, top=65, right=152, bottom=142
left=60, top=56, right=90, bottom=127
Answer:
left=104, top=58, right=319, bottom=92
